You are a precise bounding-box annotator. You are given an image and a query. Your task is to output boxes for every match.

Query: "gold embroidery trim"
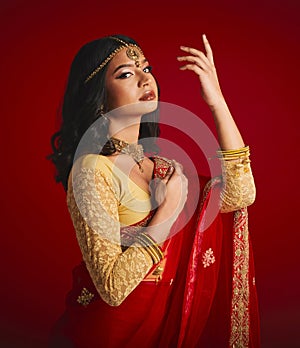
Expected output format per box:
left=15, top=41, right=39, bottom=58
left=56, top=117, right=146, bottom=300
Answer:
left=229, top=208, right=250, bottom=347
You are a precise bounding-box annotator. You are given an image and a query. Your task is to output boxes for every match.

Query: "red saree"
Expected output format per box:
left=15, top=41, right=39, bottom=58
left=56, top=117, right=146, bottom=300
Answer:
left=49, top=173, right=260, bottom=348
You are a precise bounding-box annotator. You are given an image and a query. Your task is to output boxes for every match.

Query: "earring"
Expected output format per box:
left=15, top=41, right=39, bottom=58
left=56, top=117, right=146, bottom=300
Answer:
left=99, top=104, right=109, bottom=123
left=97, top=104, right=107, bottom=120
left=99, top=104, right=105, bottom=115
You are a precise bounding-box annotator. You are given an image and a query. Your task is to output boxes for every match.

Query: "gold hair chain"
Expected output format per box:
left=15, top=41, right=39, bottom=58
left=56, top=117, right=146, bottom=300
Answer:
left=85, top=37, right=144, bottom=83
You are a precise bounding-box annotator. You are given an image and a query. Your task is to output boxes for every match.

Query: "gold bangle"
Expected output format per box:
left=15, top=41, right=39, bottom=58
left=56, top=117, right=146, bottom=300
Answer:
left=216, top=145, right=249, bottom=154
left=139, top=233, right=164, bottom=260
left=135, top=233, right=164, bottom=264
left=147, top=245, right=161, bottom=264
left=135, top=236, right=161, bottom=264
left=216, top=146, right=250, bottom=160
left=218, top=154, right=250, bottom=161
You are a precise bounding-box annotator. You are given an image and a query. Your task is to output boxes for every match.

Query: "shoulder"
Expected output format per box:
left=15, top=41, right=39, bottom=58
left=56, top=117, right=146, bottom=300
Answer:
left=73, top=154, right=114, bottom=175
left=68, top=155, right=114, bottom=190
left=67, top=154, right=120, bottom=203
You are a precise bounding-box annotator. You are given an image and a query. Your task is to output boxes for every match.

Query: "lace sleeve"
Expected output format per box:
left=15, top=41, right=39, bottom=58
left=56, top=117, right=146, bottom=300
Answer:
left=67, top=167, right=153, bottom=306
left=219, top=150, right=256, bottom=213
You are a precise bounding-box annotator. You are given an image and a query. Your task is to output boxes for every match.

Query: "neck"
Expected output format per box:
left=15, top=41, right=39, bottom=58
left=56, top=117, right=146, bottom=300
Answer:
left=108, top=115, right=141, bottom=143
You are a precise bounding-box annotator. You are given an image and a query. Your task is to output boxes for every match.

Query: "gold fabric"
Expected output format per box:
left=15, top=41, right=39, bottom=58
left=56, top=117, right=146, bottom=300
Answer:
left=66, top=152, right=256, bottom=306
left=219, top=154, right=256, bottom=213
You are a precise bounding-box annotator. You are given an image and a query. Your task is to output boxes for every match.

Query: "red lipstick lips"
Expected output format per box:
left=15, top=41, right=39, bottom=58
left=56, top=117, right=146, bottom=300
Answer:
left=139, top=90, right=156, bottom=101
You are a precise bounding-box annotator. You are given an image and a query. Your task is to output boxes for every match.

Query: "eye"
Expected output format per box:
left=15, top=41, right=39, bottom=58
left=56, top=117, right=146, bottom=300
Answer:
left=143, top=66, right=153, bottom=73
left=116, top=72, right=133, bottom=79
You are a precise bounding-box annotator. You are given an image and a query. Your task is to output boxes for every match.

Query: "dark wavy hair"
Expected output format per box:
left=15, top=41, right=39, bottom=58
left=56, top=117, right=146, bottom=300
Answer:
left=47, top=34, right=160, bottom=191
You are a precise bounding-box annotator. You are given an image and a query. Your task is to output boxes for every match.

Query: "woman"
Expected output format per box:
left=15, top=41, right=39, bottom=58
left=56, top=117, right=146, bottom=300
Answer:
left=48, top=34, right=260, bottom=347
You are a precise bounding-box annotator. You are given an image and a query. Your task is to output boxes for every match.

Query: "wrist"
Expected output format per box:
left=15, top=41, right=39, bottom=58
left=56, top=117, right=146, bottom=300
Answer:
left=209, top=97, right=228, bottom=113
left=149, top=206, right=177, bottom=227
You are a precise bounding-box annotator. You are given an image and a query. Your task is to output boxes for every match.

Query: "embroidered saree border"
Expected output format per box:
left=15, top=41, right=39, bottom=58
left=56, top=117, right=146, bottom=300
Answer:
left=229, top=207, right=250, bottom=347
left=202, top=177, right=251, bottom=347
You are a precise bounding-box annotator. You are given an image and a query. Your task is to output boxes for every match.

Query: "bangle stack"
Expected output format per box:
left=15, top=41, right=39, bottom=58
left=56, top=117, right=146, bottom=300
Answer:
left=216, top=145, right=250, bottom=161
left=135, top=232, right=164, bottom=265
left=217, top=146, right=251, bottom=176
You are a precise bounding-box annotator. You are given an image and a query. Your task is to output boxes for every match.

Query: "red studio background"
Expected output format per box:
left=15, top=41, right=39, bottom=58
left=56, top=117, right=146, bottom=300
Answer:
left=0, top=0, right=299, bottom=347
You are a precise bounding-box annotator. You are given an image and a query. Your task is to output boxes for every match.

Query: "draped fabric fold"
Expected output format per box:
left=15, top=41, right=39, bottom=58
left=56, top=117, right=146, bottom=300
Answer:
left=49, top=172, right=260, bottom=348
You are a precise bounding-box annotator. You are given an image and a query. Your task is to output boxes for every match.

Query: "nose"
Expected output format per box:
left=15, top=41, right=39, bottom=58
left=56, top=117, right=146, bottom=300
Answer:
left=138, top=71, right=151, bottom=88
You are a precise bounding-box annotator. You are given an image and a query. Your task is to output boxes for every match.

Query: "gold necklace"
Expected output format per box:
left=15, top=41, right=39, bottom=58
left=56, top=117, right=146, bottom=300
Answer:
left=110, top=137, right=144, bottom=173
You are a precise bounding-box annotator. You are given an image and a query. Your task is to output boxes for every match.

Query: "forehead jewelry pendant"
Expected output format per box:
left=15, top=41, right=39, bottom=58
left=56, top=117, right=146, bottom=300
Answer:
left=126, top=47, right=141, bottom=67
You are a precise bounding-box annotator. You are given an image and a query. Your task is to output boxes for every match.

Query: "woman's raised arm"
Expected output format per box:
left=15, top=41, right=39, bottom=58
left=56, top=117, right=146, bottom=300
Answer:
left=177, top=35, right=256, bottom=212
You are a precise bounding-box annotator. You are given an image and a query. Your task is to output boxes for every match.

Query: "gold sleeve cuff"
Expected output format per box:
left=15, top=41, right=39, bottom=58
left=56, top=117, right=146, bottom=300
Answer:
left=217, top=146, right=256, bottom=213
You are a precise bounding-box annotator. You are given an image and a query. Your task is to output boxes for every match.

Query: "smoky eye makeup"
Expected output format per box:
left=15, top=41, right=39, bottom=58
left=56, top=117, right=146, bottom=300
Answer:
left=115, top=64, right=153, bottom=79
left=116, top=71, right=133, bottom=79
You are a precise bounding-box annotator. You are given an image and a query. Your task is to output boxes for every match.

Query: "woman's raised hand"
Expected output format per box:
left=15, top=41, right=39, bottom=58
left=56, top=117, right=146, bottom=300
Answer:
left=177, top=34, right=224, bottom=109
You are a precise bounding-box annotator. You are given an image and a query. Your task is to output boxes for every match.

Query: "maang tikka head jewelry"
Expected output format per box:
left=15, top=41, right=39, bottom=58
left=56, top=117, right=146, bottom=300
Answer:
left=85, top=37, right=144, bottom=83
left=126, top=46, right=141, bottom=67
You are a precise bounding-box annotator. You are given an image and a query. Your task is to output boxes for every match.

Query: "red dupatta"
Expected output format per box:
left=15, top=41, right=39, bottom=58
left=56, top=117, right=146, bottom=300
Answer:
left=157, top=175, right=260, bottom=348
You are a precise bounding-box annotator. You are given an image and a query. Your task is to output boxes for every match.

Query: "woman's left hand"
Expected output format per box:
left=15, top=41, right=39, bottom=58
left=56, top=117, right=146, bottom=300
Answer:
left=177, top=34, right=224, bottom=109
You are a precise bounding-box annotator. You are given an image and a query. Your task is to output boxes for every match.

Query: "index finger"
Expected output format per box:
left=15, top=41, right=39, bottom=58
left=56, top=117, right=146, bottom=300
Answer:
left=202, top=34, right=214, bottom=66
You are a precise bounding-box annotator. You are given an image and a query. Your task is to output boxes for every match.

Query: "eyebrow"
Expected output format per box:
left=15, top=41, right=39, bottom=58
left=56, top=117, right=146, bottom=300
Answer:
left=113, top=59, right=148, bottom=74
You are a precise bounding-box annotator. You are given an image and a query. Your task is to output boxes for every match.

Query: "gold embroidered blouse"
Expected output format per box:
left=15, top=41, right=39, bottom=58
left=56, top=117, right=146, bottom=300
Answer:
left=66, top=152, right=255, bottom=306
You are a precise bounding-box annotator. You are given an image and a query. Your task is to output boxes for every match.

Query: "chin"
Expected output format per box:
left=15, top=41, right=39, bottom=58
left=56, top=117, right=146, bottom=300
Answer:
left=109, top=101, right=158, bottom=118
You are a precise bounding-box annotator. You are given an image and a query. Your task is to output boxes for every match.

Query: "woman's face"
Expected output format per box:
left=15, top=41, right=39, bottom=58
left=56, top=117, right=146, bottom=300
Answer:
left=105, top=47, right=158, bottom=114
